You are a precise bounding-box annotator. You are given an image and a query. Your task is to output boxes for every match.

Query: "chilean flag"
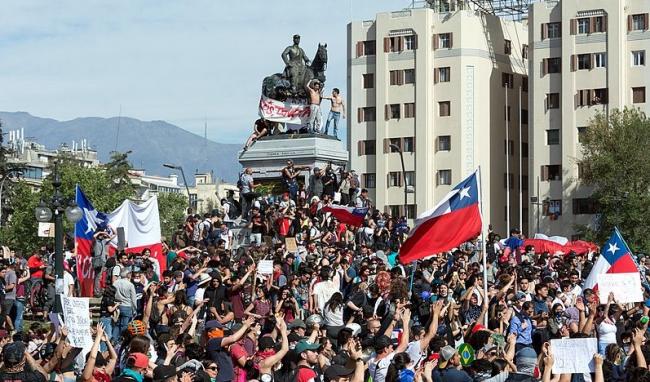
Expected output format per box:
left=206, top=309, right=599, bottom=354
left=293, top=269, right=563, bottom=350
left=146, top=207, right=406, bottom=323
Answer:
left=322, top=204, right=368, bottom=227
left=399, top=170, right=482, bottom=264
left=75, top=185, right=109, bottom=296
left=583, top=228, right=639, bottom=290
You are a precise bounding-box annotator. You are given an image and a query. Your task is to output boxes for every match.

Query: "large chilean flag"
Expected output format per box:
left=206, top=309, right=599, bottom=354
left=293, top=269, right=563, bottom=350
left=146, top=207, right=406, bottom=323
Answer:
left=322, top=204, right=369, bottom=227
left=399, top=170, right=482, bottom=264
left=583, top=228, right=639, bottom=290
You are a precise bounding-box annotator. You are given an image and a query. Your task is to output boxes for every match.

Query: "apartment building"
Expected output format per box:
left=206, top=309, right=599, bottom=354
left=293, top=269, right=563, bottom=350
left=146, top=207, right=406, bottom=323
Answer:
left=348, top=6, right=529, bottom=235
left=528, top=1, right=650, bottom=237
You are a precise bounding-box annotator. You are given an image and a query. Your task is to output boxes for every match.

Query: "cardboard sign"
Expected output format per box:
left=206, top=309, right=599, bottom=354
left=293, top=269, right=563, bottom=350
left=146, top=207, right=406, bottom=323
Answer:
left=38, top=222, right=55, bottom=238
left=597, top=272, right=643, bottom=304
left=550, top=338, right=597, bottom=374
left=61, top=296, right=93, bottom=350
left=285, top=237, right=298, bottom=252
left=257, top=260, right=274, bottom=275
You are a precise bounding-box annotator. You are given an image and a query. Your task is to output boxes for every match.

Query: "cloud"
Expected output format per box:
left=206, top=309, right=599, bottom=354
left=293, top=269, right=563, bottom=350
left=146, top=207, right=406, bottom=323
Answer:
left=0, top=0, right=404, bottom=144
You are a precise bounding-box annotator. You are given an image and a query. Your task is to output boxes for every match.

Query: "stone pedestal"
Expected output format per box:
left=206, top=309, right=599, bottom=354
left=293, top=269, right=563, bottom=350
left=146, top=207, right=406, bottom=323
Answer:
left=238, top=134, right=348, bottom=182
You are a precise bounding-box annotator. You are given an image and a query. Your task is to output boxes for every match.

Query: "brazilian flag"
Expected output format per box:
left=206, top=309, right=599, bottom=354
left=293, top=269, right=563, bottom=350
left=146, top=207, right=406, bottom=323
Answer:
left=458, top=343, right=475, bottom=366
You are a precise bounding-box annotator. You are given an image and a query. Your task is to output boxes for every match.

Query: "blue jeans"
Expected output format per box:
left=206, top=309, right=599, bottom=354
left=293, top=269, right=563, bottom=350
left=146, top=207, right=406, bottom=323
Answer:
left=324, top=111, right=340, bottom=137
left=13, top=299, right=24, bottom=332
left=100, top=316, right=113, bottom=351
left=286, top=181, right=298, bottom=200
left=113, top=306, right=133, bottom=341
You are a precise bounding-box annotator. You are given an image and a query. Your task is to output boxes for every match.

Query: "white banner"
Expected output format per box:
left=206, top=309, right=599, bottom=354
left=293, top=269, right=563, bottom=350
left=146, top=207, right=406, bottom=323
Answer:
left=597, top=272, right=643, bottom=304
left=259, top=96, right=310, bottom=125
left=550, top=338, right=597, bottom=374
left=107, top=196, right=161, bottom=249
left=61, top=296, right=93, bottom=350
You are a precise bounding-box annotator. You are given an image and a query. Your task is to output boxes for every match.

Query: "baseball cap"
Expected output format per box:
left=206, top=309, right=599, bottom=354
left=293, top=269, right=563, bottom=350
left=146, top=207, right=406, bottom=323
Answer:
left=153, top=365, right=177, bottom=382
left=127, top=352, right=149, bottom=369
left=515, top=291, right=526, bottom=301
left=3, top=342, right=25, bottom=366
left=258, top=336, right=276, bottom=351
left=324, top=364, right=355, bottom=381
left=205, top=320, right=225, bottom=330
left=294, top=340, right=320, bottom=354
left=438, top=345, right=457, bottom=368
left=288, top=319, right=307, bottom=330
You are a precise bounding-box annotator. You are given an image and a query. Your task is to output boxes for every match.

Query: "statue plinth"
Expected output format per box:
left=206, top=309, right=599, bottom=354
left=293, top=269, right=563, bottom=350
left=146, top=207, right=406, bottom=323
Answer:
left=238, top=134, right=348, bottom=182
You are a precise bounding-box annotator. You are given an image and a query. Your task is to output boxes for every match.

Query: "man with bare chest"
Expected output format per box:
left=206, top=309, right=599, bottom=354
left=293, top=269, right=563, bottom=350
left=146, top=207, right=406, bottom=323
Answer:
left=305, top=79, right=323, bottom=133
left=323, top=88, right=345, bottom=139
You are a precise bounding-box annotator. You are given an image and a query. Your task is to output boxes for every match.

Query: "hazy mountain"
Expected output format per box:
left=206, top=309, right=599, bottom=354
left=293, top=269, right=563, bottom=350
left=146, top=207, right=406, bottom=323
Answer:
left=0, top=112, right=241, bottom=183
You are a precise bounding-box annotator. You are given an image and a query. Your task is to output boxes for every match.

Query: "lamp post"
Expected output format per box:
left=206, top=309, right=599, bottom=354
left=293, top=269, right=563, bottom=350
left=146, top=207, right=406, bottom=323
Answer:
left=34, top=163, right=83, bottom=313
left=0, top=170, right=23, bottom=226
left=163, top=163, right=192, bottom=210
left=389, top=144, right=410, bottom=219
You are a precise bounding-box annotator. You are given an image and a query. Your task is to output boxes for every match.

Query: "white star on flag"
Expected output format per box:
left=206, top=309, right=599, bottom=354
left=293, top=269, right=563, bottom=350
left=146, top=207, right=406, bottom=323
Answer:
left=459, top=187, right=471, bottom=200
left=607, top=242, right=619, bottom=254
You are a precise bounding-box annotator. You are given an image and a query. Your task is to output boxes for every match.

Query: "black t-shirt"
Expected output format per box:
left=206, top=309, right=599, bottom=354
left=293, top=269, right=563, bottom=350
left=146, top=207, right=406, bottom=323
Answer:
left=0, top=369, right=46, bottom=382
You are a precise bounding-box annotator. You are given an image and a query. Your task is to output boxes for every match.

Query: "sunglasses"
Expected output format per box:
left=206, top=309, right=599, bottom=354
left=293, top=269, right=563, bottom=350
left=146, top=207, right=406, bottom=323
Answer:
left=208, top=366, right=218, bottom=371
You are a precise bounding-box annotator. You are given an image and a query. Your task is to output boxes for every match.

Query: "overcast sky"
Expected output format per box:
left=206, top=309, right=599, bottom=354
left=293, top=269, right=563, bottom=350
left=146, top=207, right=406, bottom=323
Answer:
left=0, top=0, right=407, bottom=144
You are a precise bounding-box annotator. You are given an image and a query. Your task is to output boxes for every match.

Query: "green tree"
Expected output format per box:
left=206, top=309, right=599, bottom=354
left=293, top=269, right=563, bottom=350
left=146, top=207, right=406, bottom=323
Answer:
left=578, top=107, right=650, bottom=252
left=157, top=192, right=187, bottom=241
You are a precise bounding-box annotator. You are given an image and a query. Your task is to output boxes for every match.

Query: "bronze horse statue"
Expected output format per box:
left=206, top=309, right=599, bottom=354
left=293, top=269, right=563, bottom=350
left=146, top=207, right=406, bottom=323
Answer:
left=262, top=43, right=328, bottom=100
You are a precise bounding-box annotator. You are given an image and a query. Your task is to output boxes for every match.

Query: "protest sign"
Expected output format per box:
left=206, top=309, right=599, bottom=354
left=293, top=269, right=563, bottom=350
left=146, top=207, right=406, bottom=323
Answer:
left=61, top=296, right=93, bottom=350
left=38, top=222, right=55, bottom=238
left=597, top=272, right=642, bottom=304
left=258, top=260, right=274, bottom=275
left=285, top=237, right=298, bottom=252
left=550, top=338, right=597, bottom=374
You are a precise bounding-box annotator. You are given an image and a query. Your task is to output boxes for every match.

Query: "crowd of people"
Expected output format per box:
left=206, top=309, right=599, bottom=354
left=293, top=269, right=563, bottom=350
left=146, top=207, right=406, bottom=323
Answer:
left=0, top=164, right=647, bottom=382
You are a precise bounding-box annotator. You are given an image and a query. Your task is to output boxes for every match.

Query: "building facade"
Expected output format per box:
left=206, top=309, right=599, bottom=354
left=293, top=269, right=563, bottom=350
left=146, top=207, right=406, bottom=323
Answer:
left=528, top=0, right=650, bottom=237
left=129, top=170, right=182, bottom=201
left=188, top=172, right=238, bottom=214
left=348, top=6, right=529, bottom=235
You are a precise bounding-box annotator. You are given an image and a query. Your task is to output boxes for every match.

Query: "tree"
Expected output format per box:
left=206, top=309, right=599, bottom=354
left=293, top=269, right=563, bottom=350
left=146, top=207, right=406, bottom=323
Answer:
left=157, top=192, right=187, bottom=241
left=578, top=107, right=650, bottom=252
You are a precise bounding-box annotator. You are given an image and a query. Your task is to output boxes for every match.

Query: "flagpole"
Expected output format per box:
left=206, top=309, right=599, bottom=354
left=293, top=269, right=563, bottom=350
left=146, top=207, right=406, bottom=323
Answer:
left=518, top=85, right=523, bottom=233
left=506, top=86, right=511, bottom=236
left=478, top=166, right=488, bottom=325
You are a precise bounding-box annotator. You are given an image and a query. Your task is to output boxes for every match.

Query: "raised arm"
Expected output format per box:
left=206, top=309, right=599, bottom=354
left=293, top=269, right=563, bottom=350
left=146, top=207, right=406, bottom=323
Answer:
left=395, top=309, right=412, bottom=353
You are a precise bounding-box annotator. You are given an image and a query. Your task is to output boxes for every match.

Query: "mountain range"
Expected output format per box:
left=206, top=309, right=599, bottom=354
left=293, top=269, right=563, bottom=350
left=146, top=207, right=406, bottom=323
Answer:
left=0, top=111, right=241, bottom=183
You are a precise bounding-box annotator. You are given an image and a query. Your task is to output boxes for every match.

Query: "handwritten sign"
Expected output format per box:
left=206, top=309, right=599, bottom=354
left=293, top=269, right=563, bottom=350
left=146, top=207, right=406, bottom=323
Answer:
left=285, top=238, right=298, bottom=252
left=257, top=260, right=274, bottom=275
left=38, top=222, right=55, bottom=238
left=550, top=338, right=597, bottom=374
left=61, top=296, right=93, bottom=350
left=597, top=273, right=643, bottom=304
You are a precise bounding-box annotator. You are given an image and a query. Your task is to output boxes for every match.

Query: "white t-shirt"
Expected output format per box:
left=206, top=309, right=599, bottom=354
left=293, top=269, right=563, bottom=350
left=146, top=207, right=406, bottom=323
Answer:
left=368, top=352, right=396, bottom=382
left=406, top=340, right=425, bottom=367
left=220, top=229, right=233, bottom=249
left=312, top=280, right=338, bottom=312
left=64, top=271, right=75, bottom=297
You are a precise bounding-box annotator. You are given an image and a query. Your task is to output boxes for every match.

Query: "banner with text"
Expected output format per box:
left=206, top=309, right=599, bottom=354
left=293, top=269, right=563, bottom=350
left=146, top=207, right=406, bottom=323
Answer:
left=259, top=96, right=310, bottom=125
left=597, top=272, right=643, bottom=304
left=61, top=296, right=93, bottom=350
left=550, top=338, right=597, bottom=374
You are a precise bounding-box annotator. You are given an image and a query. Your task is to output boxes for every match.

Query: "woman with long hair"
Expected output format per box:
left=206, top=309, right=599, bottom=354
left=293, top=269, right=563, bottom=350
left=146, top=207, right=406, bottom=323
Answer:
left=385, top=352, right=414, bottom=382
left=322, top=292, right=345, bottom=341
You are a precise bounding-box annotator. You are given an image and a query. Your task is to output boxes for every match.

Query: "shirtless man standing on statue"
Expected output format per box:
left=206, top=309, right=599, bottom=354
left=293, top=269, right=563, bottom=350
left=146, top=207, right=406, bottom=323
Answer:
left=323, top=88, right=345, bottom=139
left=305, top=79, right=323, bottom=134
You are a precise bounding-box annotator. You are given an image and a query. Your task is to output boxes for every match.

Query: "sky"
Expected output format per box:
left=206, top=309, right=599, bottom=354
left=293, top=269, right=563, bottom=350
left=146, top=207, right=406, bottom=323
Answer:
left=0, top=0, right=408, bottom=144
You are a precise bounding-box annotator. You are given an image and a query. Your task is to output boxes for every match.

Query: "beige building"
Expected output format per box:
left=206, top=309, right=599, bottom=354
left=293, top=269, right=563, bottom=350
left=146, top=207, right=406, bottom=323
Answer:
left=528, top=1, right=650, bottom=237
left=348, top=5, right=529, bottom=235
left=188, top=172, right=238, bottom=214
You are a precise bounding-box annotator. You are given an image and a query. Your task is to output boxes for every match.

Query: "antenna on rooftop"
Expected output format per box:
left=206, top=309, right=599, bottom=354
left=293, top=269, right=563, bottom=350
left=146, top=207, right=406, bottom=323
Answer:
left=114, top=105, right=122, bottom=152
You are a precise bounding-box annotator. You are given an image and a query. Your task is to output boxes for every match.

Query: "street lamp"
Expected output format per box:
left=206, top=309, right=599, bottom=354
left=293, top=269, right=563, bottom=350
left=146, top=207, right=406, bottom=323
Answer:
left=389, top=143, right=410, bottom=219
left=0, top=170, right=23, bottom=226
left=34, top=163, right=83, bottom=313
left=163, top=163, right=192, bottom=211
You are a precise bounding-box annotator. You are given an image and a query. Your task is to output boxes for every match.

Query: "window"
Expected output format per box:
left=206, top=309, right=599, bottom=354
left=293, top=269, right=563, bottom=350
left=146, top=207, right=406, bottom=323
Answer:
left=504, top=39, right=512, bottom=54
left=594, top=53, right=607, bottom=68
left=23, top=166, right=43, bottom=180
left=388, top=205, right=417, bottom=218
left=404, top=35, right=416, bottom=50
left=543, top=22, right=561, bottom=39
left=358, top=140, right=376, bottom=156
left=576, top=126, right=587, bottom=143
left=541, top=165, right=562, bottom=181
left=547, top=129, right=560, bottom=145
left=577, top=54, right=591, bottom=70
left=573, top=198, right=598, bottom=215
left=356, top=40, right=376, bottom=57
left=546, top=93, right=560, bottom=109
left=502, top=73, right=514, bottom=88
left=437, top=169, right=452, bottom=185
left=521, top=109, right=528, bottom=124
left=577, top=18, right=590, bottom=34
left=544, top=200, right=562, bottom=217
left=389, top=70, right=401, bottom=85
left=630, top=14, right=648, bottom=31
left=387, top=104, right=401, bottom=119
left=388, top=172, right=402, bottom=187
left=522, top=44, right=529, bottom=59
left=358, top=107, right=376, bottom=122
left=522, top=142, right=529, bottom=157
left=439, top=101, right=450, bottom=116
left=504, top=106, right=511, bottom=121
left=522, top=76, right=528, bottom=92
left=436, top=67, right=451, bottom=83
left=503, top=173, right=514, bottom=189
left=404, top=103, right=416, bottom=118
left=362, top=73, right=374, bottom=88
left=387, top=36, right=401, bottom=53
left=593, top=88, right=608, bottom=104
left=404, top=171, right=416, bottom=186
left=362, top=173, right=376, bottom=188
left=522, top=175, right=529, bottom=191
left=633, top=87, right=646, bottom=103
left=389, top=138, right=401, bottom=152
left=439, top=33, right=452, bottom=48
left=403, top=137, right=415, bottom=152
left=632, top=50, right=646, bottom=66
left=437, top=135, right=451, bottom=151
left=594, top=16, right=605, bottom=32
left=504, top=140, right=514, bottom=156
left=544, top=57, right=561, bottom=74
left=404, top=69, right=415, bottom=84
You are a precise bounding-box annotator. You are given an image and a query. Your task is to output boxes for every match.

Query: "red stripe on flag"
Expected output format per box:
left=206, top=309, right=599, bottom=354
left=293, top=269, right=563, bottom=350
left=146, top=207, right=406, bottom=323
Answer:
left=399, top=205, right=482, bottom=264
